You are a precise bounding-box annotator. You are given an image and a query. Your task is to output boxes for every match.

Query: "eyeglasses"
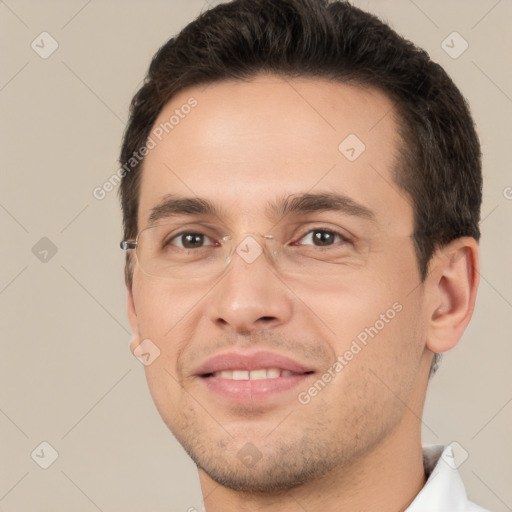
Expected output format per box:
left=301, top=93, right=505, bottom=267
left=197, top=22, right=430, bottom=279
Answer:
left=120, top=221, right=413, bottom=281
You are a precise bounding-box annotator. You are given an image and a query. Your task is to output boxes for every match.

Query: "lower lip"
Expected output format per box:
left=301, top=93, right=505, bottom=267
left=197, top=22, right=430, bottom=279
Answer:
left=199, top=374, right=314, bottom=402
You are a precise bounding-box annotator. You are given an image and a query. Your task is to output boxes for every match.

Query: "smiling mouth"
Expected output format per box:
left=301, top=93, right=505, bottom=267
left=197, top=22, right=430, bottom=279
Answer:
left=202, top=368, right=315, bottom=380
left=194, top=351, right=317, bottom=401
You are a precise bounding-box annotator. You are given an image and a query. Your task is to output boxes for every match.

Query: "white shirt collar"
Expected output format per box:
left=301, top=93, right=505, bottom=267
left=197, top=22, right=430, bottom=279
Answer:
left=406, top=444, right=489, bottom=511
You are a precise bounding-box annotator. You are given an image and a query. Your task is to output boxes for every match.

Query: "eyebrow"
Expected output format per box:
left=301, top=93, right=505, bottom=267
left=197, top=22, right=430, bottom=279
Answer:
left=147, top=192, right=376, bottom=226
left=266, top=192, right=376, bottom=222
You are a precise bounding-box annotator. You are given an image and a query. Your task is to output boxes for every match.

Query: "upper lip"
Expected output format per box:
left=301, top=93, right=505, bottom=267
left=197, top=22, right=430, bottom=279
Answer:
left=194, top=350, right=315, bottom=376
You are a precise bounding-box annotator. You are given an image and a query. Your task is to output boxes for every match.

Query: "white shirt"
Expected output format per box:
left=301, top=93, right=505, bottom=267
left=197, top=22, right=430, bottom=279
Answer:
left=406, top=445, right=490, bottom=511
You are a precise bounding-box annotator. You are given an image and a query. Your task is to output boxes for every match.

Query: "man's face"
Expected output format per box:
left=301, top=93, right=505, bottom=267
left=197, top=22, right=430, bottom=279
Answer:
left=128, top=75, right=433, bottom=491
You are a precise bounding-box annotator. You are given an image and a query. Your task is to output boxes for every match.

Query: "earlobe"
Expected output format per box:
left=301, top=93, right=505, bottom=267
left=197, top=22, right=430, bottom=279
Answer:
left=426, top=237, right=479, bottom=354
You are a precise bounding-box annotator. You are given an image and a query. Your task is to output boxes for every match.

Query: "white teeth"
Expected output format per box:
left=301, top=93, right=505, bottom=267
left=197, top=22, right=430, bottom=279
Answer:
left=232, top=370, right=249, bottom=380
left=249, top=369, right=267, bottom=380
left=211, top=368, right=299, bottom=380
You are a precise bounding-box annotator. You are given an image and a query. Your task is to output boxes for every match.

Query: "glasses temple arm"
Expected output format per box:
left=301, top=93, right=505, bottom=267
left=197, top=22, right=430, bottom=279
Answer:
left=120, top=241, right=137, bottom=251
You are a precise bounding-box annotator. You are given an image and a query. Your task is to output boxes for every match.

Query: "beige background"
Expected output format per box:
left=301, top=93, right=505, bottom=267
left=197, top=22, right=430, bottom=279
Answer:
left=0, top=0, right=511, bottom=510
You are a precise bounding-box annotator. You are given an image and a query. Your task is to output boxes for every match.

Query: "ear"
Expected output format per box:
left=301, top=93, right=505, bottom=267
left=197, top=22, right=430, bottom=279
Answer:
left=425, top=237, right=480, bottom=354
left=127, top=287, right=141, bottom=355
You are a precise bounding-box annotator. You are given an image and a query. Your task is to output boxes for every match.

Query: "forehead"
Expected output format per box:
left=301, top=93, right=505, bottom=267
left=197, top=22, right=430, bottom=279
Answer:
left=138, top=75, right=413, bottom=234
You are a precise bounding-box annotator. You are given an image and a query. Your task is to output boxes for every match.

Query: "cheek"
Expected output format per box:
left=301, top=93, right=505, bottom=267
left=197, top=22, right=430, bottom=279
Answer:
left=142, top=362, right=190, bottom=436
left=132, top=272, right=204, bottom=341
left=317, top=296, right=426, bottom=439
left=131, top=277, right=193, bottom=427
left=131, top=275, right=200, bottom=391
left=295, top=245, right=425, bottom=381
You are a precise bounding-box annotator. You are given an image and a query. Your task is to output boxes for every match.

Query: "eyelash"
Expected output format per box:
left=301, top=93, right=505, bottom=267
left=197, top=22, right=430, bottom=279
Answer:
left=167, top=227, right=353, bottom=249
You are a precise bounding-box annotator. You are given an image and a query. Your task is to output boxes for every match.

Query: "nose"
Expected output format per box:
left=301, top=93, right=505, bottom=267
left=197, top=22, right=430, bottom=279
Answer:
left=208, top=238, right=294, bottom=335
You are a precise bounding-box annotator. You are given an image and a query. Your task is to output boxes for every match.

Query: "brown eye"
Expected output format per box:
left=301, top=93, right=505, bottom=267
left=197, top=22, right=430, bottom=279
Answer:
left=168, top=232, right=214, bottom=249
left=297, top=229, right=349, bottom=247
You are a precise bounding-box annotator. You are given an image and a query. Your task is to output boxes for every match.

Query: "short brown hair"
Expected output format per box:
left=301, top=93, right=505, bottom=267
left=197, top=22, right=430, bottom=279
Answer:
left=119, top=0, right=483, bottom=375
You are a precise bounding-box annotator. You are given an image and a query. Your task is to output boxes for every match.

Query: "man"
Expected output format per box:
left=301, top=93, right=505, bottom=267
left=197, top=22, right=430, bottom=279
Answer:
left=118, top=0, right=487, bottom=510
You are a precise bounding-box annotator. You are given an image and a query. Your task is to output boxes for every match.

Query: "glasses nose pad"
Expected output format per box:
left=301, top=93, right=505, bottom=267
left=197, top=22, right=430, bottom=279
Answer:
left=221, top=235, right=233, bottom=269
left=263, top=235, right=279, bottom=262
left=224, top=252, right=233, bottom=267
